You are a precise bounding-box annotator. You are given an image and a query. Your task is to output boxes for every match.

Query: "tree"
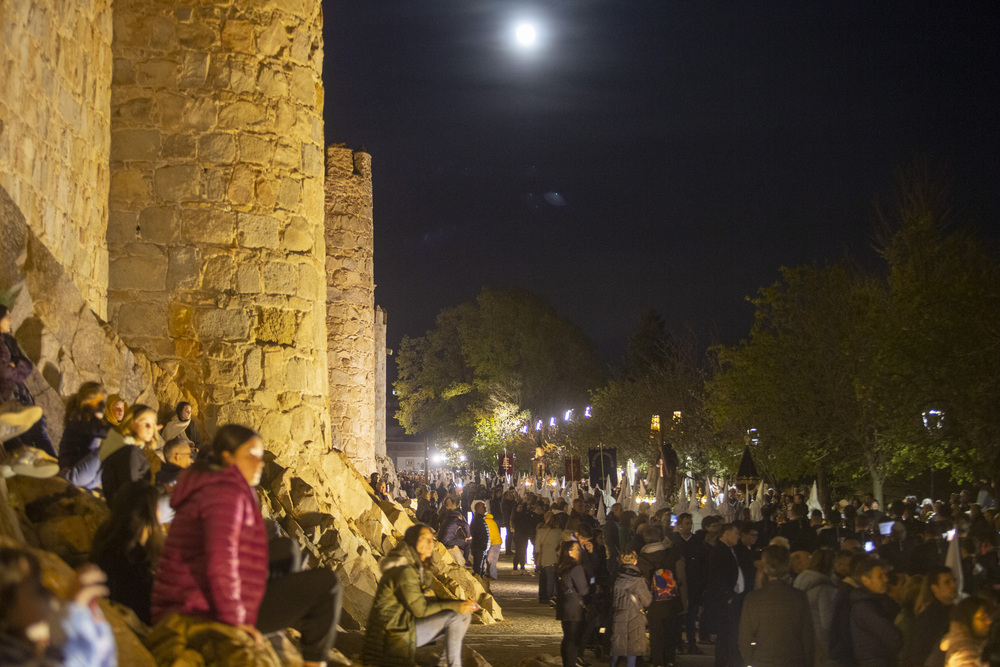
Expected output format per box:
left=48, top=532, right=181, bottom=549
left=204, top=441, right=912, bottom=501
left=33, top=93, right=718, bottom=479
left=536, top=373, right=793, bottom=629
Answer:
left=394, top=287, right=605, bottom=470
left=587, top=313, right=728, bottom=477
left=875, top=169, right=1000, bottom=491
left=708, top=264, right=900, bottom=505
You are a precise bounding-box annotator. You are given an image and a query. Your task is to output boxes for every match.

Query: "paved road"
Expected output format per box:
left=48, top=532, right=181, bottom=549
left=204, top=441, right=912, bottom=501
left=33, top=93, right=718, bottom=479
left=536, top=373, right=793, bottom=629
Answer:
left=468, top=554, right=716, bottom=667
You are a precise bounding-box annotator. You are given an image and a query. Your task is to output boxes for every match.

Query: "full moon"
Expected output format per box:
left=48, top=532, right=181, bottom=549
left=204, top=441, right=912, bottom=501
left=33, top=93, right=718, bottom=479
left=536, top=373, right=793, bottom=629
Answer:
left=515, top=23, right=537, bottom=46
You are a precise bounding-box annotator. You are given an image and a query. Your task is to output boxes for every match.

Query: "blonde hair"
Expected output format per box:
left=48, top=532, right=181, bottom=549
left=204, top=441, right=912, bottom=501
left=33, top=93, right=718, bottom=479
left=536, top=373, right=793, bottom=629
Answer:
left=620, top=550, right=637, bottom=565
left=118, top=404, right=157, bottom=442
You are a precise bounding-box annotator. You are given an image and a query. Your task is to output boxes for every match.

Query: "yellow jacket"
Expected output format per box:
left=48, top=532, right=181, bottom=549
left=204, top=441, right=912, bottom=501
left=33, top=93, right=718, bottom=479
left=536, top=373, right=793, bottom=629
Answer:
left=485, top=513, right=501, bottom=545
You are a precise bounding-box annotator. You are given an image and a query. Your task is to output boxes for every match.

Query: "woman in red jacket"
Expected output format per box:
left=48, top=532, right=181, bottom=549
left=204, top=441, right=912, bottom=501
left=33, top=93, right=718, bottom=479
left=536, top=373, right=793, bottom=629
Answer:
left=152, top=424, right=342, bottom=667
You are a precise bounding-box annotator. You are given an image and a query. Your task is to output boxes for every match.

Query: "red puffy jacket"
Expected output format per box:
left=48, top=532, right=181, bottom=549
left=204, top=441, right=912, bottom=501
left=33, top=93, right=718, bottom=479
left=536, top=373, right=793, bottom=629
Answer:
left=151, top=464, right=268, bottom=626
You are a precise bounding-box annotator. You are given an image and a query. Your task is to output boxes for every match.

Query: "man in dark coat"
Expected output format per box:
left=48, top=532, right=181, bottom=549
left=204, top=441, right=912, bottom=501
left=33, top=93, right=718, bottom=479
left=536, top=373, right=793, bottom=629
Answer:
left=738, top=544, right=815, bottom=667
left=849, top=557, right=902, bottom=667
left=706, top=523, right=746, bottom=667
left=673, top=512, right=708, bottom=654
left=901, top=566, right=956, bottom=667
left=470, top=501, right=489, bottom=576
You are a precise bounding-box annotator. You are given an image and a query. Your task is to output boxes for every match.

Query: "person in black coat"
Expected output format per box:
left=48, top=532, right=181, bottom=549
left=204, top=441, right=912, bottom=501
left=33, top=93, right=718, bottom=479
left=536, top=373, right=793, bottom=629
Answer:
left=672, top=512, right=709, bottom=654
left=58, top=382, right=109, bottom=489
left=510, top=502, right=535, bottom=572
left=90, top=480, right=163, bottom=624
left=849, top=557, right=902, bottom=667
left=638, top=524, right=687, bottom=667
left=901, top=566, right=957, bottom=667
left=706, top=523, right=746, bottom=667
left=738, top=545, right=815, bottom=667
left=557, top=541, right=590, bottom=667
left=470, top=501, right=489, bottom=576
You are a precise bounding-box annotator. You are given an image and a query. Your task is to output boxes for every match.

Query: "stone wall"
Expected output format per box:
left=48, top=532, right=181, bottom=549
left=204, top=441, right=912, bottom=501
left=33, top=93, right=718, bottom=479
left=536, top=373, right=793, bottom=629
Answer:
left=106, top=0, right=331, bottom=467
left=325, top=146, right=377, bottom=473
left=0, top=0, right=113, bottom=318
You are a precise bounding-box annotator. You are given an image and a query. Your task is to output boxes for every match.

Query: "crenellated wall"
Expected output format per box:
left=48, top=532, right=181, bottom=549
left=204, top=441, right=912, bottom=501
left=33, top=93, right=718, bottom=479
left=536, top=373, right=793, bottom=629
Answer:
left=106, top=0, right=331, bottom=469
left=324, top=146, right=377, bottom=473
left=0, top=0, right=113, bottom=318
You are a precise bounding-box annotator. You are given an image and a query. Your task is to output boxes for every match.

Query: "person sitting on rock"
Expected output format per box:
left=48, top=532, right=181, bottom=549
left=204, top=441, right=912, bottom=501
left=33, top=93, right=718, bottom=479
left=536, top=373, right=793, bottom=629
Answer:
left=90, top=480, right=163, bottom=625
left=159, top=402, right=202, bottom=454
left=98, top=404, right=154, bottom=505
left=0, top=305, right=55, bottom=458
left=104, top=394, right=127, bottom=429
left=58, top=382, right=109, bottom=490
left=437, top=497, right=472, bottom=565
left=363, top=523, right=479, bottom=667
left=0, top=546, right=115, bottom=666
left=151, top=424, right=342, bottom=667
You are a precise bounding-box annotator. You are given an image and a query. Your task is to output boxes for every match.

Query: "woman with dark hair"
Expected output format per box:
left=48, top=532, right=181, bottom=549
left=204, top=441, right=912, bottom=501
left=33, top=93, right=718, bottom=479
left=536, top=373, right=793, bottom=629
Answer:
left=58, top=382, right=109, bottom=489
left=98, top=403, right=155, bottom=504
left=556, top=540, right=590, bottom=667
left=535, top=511, right=562, bottom=604
left=90, top=480, right=163, bottom=624
left=363, top=523, right=478, bottom=666
left=0, top=547, right=115, bottom=665
left=159, top=402, right=202, bottom=452
left=152, top=424, right=343, bottom=667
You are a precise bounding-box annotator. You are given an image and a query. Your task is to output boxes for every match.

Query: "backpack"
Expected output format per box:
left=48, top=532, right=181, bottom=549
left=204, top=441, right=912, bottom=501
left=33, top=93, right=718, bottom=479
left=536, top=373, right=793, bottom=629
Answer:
left=651, top=567, right=679, bottom=602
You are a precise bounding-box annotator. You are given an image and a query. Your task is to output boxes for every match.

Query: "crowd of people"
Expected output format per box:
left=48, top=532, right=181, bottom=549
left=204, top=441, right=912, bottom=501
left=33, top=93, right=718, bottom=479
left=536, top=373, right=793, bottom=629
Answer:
left=5, top=298, right=1000, bottom=667
left=400, top=464, right=1000, bottom=667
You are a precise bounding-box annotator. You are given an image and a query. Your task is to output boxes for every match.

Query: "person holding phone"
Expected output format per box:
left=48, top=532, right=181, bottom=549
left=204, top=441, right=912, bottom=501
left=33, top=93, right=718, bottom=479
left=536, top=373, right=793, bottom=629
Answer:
left=364, top=524, right=478, bottom=667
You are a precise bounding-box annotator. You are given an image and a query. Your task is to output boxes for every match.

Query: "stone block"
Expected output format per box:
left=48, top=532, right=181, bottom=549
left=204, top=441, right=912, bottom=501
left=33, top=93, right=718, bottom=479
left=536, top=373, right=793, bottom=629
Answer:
left=236, top=262, right=262, bottom=293
left=137, top=206, right=177, bottom=244
left=161, top=134, right=197, bottom=159
left=274, top=141, right=300, bottom=169
left=239, top=134, right=273, bottom=164
left=237, top=213, right=279, bottom=248
left=256, top=308, right=297, bottom=345
left=227, top=164, right=256, bottom=205
left=110, top=129, right=161, bottom=162
left=245, top=347, right=263, bottom=388
left=283, top=216, right=312, bottom=252
left=262, top=261, right=297, bottom=295
left=219, top=100, right=265, bottom=128
left=195, top=308, right=251, bottom=340
left=167, top=301, right=194, bottom=338
left=200, top=254, right=235, bottom=292
left=106, top=210, right=139, bottom=244
left=303, top=143, right=323, bottom=176
left=206, top=357, right=240, bottom=386
left=135, top=59, right=179, bottom=89
left=179, top=52, right=209, bottom=88
left=176, top=22, right=215, bottom=50
left=260, top=409, right=292, bottom=444
left=110, top=254, right=166, bottom=292
left=182, top=98, right=217, bottom=130
left=198, top=133, right=236, bottom=163
left=181, top=208, right=236, bottom=245
left=258, top=18, right=288, bottom=56
left=257, top=68, right=288, bottom=97
left=110, top=169, right=149, bottom=203
left=221, top=20, right=254, bottom=52
left=276, top=178, right=301, bottom=211
left=168, top=246, right=200, bottom=290
left=289, top=66, right=317, bottom=105
left=154, top=164, right=201, bottom=201
left=254, top=178, right=275, bottom=209
left=115, top=301, right=165, bottom=338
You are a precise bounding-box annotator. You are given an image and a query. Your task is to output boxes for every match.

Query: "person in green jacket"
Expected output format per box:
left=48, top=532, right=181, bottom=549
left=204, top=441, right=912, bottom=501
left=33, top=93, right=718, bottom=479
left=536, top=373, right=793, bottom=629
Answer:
left=363, top=523, right=479, bottom=667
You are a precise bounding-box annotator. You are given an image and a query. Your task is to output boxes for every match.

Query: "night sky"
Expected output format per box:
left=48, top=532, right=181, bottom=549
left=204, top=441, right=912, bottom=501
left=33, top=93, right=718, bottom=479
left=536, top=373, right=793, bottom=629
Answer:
left=322, top=1, right=1000, bottom=365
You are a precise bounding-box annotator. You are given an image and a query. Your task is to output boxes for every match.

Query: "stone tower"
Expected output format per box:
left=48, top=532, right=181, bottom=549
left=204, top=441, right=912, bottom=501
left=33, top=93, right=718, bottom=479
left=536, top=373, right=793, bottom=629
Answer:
left=324, top=146, right=378, bottom=474
left=105, top=0, right=331, bottom=468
